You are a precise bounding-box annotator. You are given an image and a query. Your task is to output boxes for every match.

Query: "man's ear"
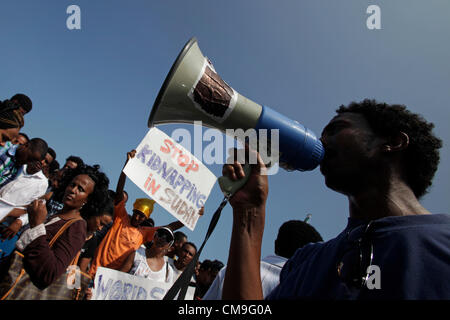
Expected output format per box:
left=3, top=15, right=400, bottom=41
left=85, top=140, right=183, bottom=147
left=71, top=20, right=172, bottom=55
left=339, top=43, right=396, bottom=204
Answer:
left=383, top=131, right=409, bottom=153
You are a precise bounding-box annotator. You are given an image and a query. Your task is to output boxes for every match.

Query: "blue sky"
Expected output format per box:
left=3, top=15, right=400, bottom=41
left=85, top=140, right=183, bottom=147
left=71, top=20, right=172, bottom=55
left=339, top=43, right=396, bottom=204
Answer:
left=1, top=0, right=449, bottom=265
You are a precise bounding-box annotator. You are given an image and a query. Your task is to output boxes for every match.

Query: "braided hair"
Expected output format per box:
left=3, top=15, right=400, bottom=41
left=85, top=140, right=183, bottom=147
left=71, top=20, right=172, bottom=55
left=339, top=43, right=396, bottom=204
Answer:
left=0, top=100, right=24, bottom=129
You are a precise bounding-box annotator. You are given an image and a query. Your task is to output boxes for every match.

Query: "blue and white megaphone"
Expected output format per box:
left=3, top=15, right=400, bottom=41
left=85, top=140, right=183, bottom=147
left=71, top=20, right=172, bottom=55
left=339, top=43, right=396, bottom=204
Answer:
left=148, top=38, right=324, bottom=196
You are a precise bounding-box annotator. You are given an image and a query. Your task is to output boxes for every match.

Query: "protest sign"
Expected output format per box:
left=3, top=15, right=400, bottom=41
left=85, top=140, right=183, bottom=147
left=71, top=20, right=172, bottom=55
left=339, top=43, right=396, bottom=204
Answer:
left=92, top=267, right=194, bottom=300
left=123, top=127, right=217, bottom=231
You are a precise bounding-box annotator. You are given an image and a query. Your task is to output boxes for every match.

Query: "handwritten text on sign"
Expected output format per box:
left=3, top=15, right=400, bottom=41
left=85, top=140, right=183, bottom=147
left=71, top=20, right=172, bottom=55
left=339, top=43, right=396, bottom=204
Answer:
left=92, top=267, right=194, bottom=300
left=123, top=127, right=217, bottom=230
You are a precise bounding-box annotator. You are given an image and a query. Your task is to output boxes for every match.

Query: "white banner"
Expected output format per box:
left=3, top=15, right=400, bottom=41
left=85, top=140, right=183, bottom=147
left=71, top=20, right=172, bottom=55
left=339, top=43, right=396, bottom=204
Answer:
left=123, top=127, right=217, bottom=231
left=92, top=267, right=194, bottom=300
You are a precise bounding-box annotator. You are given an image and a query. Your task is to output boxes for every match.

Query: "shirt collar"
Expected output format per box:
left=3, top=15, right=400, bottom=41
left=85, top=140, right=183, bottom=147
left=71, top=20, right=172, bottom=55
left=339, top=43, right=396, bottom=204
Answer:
left=6, top=143, right=18, bottom=157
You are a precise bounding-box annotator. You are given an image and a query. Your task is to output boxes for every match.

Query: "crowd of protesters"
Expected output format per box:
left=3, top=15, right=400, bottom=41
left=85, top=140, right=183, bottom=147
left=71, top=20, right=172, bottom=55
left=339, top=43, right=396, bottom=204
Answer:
left=0, top=93, right=448, bottom=301
left=0, top=93, right=233, bottom=300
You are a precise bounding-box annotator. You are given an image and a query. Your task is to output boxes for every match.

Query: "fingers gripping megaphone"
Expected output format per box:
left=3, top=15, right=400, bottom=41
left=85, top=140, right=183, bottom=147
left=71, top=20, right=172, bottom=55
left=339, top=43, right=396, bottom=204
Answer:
left=148, top=38, right=324, bottom=197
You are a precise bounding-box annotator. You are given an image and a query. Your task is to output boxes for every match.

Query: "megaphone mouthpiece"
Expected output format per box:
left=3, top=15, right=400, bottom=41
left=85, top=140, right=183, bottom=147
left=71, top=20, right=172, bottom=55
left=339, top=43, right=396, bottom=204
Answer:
left=255, top=106, right=324, bottom=171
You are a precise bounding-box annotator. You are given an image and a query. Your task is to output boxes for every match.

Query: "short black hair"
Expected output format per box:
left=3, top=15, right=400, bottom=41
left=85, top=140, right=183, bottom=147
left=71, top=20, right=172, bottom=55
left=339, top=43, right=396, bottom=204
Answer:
left=47, top=147, right=56, bottom=161
left=10, top=93, right=32, bottom=113
left=156, top=227, right=174, bottom=242
left=107, top=189, right=116, bottom=198
left=200, top=259, right=224, bottom=273
left=49, top=159, right=60, bottom=174
left=66, top=155, right=84, bottom=168
left=200, top=259, right=212, bottom=270
left=102, top=194, right=114, bottom=217
left=210, top=260, right=224, bottom=273
left=183, top=241, right=197, bottom=253
left=29, top=138, right=48, bottom=161
left=141, top=217, right=155, bottom=227
left=275, top=220, right=323, bottom=259
left=336, top=99, right=442, bottom=198
left=174, top=231, right=187, bottom=242
left=18, top=132, right=29, bottom=142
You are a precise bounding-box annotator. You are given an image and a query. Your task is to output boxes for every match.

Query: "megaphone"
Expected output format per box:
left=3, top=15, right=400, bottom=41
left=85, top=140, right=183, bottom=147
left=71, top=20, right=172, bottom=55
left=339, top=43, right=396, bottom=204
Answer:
left=148, top=38, right=324, bottom=195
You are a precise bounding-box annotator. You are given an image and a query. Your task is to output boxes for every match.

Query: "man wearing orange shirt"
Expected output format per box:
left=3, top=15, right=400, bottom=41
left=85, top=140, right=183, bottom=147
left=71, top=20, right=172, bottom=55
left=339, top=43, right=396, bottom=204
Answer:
left=88, top=150, right=194, bottom=278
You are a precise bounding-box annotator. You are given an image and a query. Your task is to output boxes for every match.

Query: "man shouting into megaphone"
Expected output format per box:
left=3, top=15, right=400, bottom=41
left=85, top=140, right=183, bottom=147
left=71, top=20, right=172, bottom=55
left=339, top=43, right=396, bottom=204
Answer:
left=221, top=99, right=450, bottom=300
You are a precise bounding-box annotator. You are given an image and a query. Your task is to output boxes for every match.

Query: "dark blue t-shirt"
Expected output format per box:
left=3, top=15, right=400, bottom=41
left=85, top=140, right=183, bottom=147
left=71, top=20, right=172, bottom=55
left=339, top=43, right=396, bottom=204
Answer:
left=267, top=214, right=450, bottom=300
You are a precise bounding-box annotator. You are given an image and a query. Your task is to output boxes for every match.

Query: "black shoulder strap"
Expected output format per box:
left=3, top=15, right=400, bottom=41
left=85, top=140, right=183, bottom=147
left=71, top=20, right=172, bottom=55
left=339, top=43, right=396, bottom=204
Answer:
left=163, top=197, right=229, bottom=300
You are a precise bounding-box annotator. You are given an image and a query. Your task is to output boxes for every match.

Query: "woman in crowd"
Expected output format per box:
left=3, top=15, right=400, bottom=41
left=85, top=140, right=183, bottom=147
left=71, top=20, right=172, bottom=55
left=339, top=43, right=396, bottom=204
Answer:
left=15, top=164, right=109, bottom=289
left=78, top=195, right=114, bottom=273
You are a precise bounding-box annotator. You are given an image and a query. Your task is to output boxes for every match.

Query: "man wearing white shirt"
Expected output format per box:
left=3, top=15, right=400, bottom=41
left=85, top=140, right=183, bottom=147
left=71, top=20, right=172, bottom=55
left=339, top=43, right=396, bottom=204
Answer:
left=0, top=162, right=48, bottom=221
left=167, top=241, right=198, bottom=300
left=0, top=138, right=48, bottom=232
left=168, top=241, right=197, bottom=280
left=202, top=220, right=323, bottom=300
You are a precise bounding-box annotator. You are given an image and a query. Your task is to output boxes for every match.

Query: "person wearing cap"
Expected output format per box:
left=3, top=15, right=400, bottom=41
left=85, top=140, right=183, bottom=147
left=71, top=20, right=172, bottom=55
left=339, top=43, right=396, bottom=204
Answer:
left=120, top=227, right=175, bottom=285
left=88, top=150, right=188, bottom=278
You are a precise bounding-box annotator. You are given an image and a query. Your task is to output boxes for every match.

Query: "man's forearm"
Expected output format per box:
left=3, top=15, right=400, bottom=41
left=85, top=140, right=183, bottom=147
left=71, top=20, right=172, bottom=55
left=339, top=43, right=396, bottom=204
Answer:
left=222, top=205, right=265, bottom=300
left=115, top=150, right=136, bottom=204
left=166, top=220, right=184, bottom=231
left=114, top=171, right=127, bottom=203
left=6, top=208, right=27, bottom=218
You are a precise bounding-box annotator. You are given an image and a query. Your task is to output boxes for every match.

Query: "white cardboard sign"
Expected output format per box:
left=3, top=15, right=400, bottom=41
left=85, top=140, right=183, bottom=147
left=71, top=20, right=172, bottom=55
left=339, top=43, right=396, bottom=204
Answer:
left=92, top=267, right=194, bottom=300
left=123, top=127, right=217, bottom=231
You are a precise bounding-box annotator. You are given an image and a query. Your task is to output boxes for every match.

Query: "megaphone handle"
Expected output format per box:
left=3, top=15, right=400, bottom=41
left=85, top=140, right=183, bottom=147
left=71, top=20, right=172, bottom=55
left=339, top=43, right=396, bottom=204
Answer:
left=218, top=163, right=252, bottom=198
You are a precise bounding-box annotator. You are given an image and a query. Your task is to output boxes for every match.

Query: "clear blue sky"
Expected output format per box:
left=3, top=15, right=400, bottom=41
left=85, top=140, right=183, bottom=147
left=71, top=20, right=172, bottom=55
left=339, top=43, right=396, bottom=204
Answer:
left=1, top=0, right=449, bottom=265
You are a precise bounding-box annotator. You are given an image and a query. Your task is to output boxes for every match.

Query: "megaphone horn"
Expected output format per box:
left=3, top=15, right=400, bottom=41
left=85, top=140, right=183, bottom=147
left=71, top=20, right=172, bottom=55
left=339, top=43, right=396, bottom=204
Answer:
left=149, top=37, right=324, bottom=196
